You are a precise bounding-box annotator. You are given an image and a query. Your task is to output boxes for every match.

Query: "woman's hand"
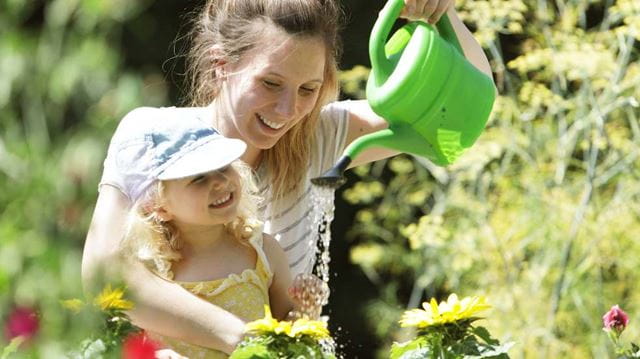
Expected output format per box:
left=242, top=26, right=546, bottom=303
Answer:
left=400, top=0, right=454, bottom=24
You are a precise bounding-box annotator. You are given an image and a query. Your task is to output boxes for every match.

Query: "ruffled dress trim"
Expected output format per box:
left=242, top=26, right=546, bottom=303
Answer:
left=176, top=228, right=273, bottom=299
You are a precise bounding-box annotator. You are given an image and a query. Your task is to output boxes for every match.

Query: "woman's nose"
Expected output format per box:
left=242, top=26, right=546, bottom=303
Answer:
left=275, top=90, right=297, bottom=118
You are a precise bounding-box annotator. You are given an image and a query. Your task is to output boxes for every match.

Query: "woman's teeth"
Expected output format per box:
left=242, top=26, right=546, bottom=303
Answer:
left=211, top=193, right=232, bottom=206
left=258, top=114, right=285, bottom=130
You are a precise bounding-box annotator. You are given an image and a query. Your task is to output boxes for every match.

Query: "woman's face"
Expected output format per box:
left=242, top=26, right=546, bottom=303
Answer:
left=219, top=28, right=326, bottom=150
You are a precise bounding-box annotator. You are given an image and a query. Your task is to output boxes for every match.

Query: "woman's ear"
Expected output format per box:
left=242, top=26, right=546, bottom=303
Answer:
left=209, top=45, right=228, bottom=78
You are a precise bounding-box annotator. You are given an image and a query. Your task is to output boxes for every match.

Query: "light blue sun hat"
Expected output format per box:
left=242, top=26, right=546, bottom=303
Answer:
left=111, top=107, right=246, bottom=201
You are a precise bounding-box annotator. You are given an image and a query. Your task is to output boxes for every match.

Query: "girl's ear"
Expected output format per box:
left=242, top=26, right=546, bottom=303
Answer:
left=154, top=206, right=174, bottom=222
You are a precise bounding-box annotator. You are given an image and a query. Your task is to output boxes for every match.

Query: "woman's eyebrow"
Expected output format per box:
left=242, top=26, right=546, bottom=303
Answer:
left=264, top=71, right=323, bottom=84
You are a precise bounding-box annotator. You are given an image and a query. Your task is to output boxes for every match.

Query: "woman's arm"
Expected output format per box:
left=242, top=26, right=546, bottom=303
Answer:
left=343, top=5, right=494, bottom=168
left=81, top=185, right=245, bottom=354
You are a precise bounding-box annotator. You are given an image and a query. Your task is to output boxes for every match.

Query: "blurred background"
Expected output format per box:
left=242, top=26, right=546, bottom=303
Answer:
left=1, top=0, right=639, bottom=357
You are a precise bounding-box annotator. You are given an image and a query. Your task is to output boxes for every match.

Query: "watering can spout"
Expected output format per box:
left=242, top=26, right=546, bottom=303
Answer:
left=312, top=125, right=435, bottom=188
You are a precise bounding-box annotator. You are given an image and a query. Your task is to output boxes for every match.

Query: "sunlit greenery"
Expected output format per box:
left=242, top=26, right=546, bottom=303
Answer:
left=1, top=0, right=163, bottom=356
left=1, top=0, right=639, bottom=357
left=342, top=0, right=640, bottom=357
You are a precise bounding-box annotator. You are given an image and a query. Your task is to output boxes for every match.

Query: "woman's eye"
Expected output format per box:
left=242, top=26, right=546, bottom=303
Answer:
left=299, top=86, right=317, bottom=95
left=263, top=80, right=280, bottom=89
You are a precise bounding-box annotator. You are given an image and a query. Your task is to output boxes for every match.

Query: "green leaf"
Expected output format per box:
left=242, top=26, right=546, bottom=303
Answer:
left=229, top=342, right=275, bottom=359
left=471, top=327, right=498, bottom=345
left=390, top=337, right=433, bottom=359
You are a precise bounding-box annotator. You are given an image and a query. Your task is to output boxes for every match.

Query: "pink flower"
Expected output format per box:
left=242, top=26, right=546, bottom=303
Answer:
left=603, top=305, right=629, bottom=333
left=4, top=306, right=39, bottom=341
left=122, top=332, right=159, bottom=359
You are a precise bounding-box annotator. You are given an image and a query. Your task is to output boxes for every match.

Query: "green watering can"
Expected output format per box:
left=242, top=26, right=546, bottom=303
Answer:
left=312, top=0, right=496, bottom=187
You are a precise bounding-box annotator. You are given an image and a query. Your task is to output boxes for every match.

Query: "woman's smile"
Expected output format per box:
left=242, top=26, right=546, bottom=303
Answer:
left=256, top=113, right=287, bottom=133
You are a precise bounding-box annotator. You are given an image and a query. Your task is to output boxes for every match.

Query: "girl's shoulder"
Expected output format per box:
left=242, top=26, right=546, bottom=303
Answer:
left=258, top=233, right=290, bottom=277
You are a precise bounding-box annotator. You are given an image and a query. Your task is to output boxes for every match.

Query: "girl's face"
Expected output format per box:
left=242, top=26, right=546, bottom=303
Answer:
left=158, top=165, right=241, bottom=228
left=219, top=28, right=326, bottom=150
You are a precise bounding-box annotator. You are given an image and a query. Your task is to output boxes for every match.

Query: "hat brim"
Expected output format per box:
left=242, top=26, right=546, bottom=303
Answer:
left=157, top=138, right=246, bottom=181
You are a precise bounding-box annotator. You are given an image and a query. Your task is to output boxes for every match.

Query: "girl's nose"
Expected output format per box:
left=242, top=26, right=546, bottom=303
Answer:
left=209, top=171, right=229, bottom=189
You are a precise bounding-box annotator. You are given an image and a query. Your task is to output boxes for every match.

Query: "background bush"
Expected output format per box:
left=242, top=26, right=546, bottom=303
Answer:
left=0, top=0, right=638, bottom=358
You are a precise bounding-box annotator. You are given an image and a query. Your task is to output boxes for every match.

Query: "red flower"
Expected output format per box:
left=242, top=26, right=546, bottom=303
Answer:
left=4, top=306, right=39, bottom=341
left=603, top=305, right=629, bottom=334
left=122, top=332, right=159, bottom=359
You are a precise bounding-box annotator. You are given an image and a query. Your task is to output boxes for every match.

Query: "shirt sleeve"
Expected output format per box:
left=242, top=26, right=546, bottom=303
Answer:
left=312, top=100, right=351, bottom=177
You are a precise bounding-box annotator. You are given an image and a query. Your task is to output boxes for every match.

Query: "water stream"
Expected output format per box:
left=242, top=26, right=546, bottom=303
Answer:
left=309, top=184, right=338, bottom=357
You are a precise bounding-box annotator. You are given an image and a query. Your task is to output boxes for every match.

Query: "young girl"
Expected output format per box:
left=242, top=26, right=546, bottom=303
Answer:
left=113, top=109, right=327, bottom=358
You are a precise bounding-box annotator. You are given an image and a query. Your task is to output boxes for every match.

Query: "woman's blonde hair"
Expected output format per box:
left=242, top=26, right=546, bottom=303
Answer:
left=185, top=0, right=343, bottom=201
left=121, top=161, right=261, bottom=280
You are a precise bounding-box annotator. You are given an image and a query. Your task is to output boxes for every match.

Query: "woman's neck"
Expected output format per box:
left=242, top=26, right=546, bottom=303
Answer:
left=241, top=146, right=262, bottom=169
left=208, top=100, right=263, bottom=169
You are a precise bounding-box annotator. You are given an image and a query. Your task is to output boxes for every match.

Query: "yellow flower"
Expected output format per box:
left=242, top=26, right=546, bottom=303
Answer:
left=94, top=284, right=134, bottom=311
left=274, top=321, right=293, bottom=336
left=245, top=305, right=282, bottom=334
left=400, top=294, right=491, bottom=328
left=246, top=306, right=330, bottom=339
left=290, top=317, right=330, bottom=339
left=61, top=298, right=85, bottom=313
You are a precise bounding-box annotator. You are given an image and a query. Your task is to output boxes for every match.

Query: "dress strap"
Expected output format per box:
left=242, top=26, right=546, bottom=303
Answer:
left=247, top=222, right=273, bottom=286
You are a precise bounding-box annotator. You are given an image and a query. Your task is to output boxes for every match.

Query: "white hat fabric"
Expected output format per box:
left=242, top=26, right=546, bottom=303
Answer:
left=113, top=108, right=246, bottom=201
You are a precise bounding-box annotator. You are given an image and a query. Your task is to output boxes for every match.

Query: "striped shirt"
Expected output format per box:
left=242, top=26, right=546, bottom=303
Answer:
left=257, top=102, right=349, bottom=276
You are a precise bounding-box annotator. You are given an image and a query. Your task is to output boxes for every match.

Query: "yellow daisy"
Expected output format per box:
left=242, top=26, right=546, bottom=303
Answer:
left=400, top=294, right=490, bottom=328
left=94, top=284, right=134, bottom=311
left=245, top=305, right=282, bottom=334
left=246, top=306, right=330, bottom=339
left=289, top=317, right=330, bottom=339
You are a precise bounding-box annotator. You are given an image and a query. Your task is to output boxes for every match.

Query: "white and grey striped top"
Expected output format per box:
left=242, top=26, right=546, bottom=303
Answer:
left=100, top=102, right=350, bottom=278
left=257, top=102, right=350, bottom=276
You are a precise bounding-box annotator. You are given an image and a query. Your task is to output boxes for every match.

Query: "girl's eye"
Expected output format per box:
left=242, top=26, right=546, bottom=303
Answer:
left=190, top=175, right=206, bottom=184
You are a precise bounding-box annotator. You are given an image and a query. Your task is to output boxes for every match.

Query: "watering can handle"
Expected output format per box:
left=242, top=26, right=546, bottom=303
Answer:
left=370, top=0, right=465, bottom=84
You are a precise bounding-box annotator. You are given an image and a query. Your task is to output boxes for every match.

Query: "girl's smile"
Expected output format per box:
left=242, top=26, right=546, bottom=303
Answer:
left=209, top=192, right=233, bottom=208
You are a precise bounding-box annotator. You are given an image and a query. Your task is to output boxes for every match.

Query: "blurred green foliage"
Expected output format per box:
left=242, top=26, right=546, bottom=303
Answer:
left=342, top=0, right=640, bottom=357
left=1, top=0, right=639, bottom=358
left=0, top=0, right=167, bottom=356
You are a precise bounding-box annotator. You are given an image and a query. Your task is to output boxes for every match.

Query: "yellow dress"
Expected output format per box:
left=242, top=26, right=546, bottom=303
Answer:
left=148, top=232, right=273, bottom=359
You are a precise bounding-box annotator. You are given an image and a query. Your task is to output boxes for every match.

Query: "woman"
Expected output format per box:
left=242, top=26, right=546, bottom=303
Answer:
left=82, top=0, right=493, bottom=354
